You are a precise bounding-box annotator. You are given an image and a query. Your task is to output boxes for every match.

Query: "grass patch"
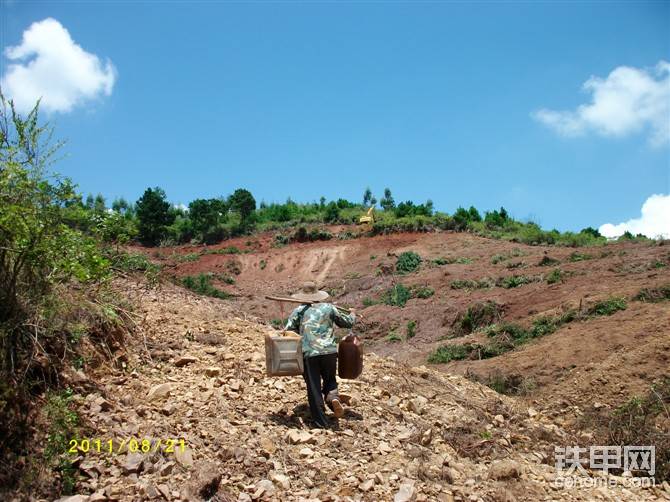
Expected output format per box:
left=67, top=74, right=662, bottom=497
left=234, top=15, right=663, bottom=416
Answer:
left=431, top=298, right=623, bottom=364
left=204, top=246, right=241, bottom=255
left=569, top=251, right=593, bottom=262
left=259, top=259, right=267, bottom=270
left=174, top=252, right=200, bottom=262
left=433, top=256, right=472, bottom=265
left=450, top=278, right=494, bottom=290
left=362, top=297, right=378, bottom=307
left=538, top=255, right=560, bottom=266
left=406, top=320, right=417, bottom=339
left=181, top=273, right=231, bottom=299
left=583, top=378, right=670, bottom=482
left=467, top=371, right=537, bottom=396
left=44, top=389, right=80, bottom=495
left=585, top=296, right=627, bottom=317
left=396, top=251, right=422, bottom=274
left=386, top=330, right=402, bottom=343
left=633, top=284, right=670, bottom=302
left=546, top=268, right=564, bottom=284
left=381, top=284, right=412, bottom=307
left=496, top=274, right=540, bottom=289
left=453, top=301, right=504, bottom=335
left=411, top=285, right=435, bottom=299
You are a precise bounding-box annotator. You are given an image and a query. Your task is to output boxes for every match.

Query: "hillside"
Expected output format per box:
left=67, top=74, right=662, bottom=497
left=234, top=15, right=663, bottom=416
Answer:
left=36, top=280, right=665, bottom=501
left=148, top=228, right=670, bottom=421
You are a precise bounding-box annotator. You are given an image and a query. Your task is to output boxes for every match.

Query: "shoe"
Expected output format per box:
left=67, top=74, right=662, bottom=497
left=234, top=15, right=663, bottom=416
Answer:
left=331, top=398, right=344, bottom=418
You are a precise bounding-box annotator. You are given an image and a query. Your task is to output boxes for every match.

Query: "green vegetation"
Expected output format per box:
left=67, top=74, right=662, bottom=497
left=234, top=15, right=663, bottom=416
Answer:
left=584, top=378, right=670, bottom=482
left=430, top=296, right=626, bottom=364
left=433, top=256, right=473, bottom=265
left=259, top=259, right=267, bottom=270
left=181, top=273, right=231, bottom=299
left=496, top=274, right=541, bottom=289
left=469, top=371, right=537, bottom=396
left=569, top=251, right=594, bottom=262
left=386, top=330, right=402, bottom=343
left=44, top=389, right=80, bottom=494
left=450, top=278, right=494, bottom=290
left=203, top=246, right=242, bottom=255
left=381, top=284, right=412, bottom=307
left=491, top=248, right=526, bottom=264
left=538, top=255, right=560, bottom=266
left=453, top=301, right=504, bottom=335
left=378, top=283, right=435, bottom=307
left=633, top=284, right=670, bottom=302
left=585, top=296, right=627, bottom=316
left=396, top=251, right=422, bottom=274
left=406, top=320, right=417, bottom=339
left=546, top=268, right=564, bottom=284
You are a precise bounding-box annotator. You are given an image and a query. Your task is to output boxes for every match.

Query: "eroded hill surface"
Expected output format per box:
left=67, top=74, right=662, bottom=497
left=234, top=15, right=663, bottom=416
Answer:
left=145, top=229, right=670, bottom=423
left=49, top=281, right=665, bottom=501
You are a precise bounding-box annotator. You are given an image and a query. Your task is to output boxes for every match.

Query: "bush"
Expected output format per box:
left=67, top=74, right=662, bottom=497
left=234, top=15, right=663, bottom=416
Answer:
left=450, top=278, right=494, bottom=290
left=396, top=251, right=422, bottom=274
left=496, top=275, right=539, bottom=289
left=585, top=297, right=627, bottom=317
left=634, top=284, right=670, bottom=302
left=428, top=344, right=476, bottom=363
left=569, top=251, right=593, bottom=262
left=546, top=268, right=563, bottom=284
left=538, top=255, right=560, bottom=266
left=381, top=284, right=412, bottom=307
left=181, top=274, right=231, bottom=299
left=406, top=320, right=417, bottom=339
left=454, top=301, right=504, bottom=335
left=412, top=285, right=435, bottom=299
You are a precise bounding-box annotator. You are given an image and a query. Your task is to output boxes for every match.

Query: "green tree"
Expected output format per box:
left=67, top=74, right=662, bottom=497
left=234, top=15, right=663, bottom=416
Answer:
left=363, top=187, right=373, bottom=206
left=228, top=188, right=256, bottom=224
left=380, top=188, right=395, bottom=211
left=135, top=187, right=175, bottom=246
left=189, top=198, right=227, bottom=243
left=93, top=193, right=106, bottom=213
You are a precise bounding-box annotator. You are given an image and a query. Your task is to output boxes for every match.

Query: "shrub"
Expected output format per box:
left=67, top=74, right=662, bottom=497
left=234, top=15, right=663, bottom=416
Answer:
left=381, top=284, right=412, bottom=307
left=362, top=297, right=377, bottom=307
left=454, top=301, right=504, bottom=335
left=569, top=251, right=593, bottom=262
left=450, top=278, right=494, bottom=290
left=181, top=274, right=231, bottom=299
left=396, top=251, right=422, bottom=274
left=428, top=344, right=476, bottom=363
left=387, top=331, right=402, bottom=343
left=546, top=268, right=563, bottom=284
left=633, top=284, right=670, bottom=302
left=259, top=259, right=267, bottom=270
left=496, top=275, right=539, bottom=289
left=538, top=255, right=560, bottom=266
left=406, top=320, right=417, bottom=339
left=585, top=297, right=627, bottom=317
left=412, top=285, right=435, bottom=299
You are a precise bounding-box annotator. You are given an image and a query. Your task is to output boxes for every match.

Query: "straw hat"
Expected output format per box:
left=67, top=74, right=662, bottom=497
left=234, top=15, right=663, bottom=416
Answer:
left=291, top=281, right=330, bottom=302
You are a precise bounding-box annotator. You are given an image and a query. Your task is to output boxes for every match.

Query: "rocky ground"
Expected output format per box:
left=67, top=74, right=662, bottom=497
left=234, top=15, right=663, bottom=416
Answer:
left=47, top=280, right=667, bottom=501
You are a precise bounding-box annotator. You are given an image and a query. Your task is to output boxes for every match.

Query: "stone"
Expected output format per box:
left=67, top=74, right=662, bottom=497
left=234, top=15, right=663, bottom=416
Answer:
left=285, top=430, right=314, bottom=445
left=175, top=446, right=194, bottom=468
left=299, top=447, right=314, bottom=457
left=408, top=396, right=428, bottom=415
left=186, top=461, right=222, bottom=500
left=420, top=429, right=433, bottom=446
left=56, top=497, right=90, bottom=502
left=360, top=479, right=375, bottom=491
left=527, top=407, right=538, bottom=418
left=159, top=461, right=175, bottom=475
left=147, top=383, right=172, bottom=399
left=205, top=366, right=223, bottom=377
left=175, top=355, right=198, bottom=367
left=270, top=472, right=291, bottom=490
left=488, top=460, right=523, bottom=480
left=394, top=481, right=416, bottom=502
left=122, top=453, right=144, bottom=474
left=387, top=396, right=401, bottom=407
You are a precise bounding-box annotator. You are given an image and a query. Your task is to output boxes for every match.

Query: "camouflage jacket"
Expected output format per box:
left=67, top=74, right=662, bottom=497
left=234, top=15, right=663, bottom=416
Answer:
left=285, top=303, right=356, bottom=358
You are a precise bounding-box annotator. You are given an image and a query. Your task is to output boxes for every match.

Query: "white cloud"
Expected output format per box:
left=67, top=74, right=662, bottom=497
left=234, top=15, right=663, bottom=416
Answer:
left=1, top=18, right=116, bottom=114
left=599, top=194, right=670, bottom=239
left=533, top=61, right=670, bottom=146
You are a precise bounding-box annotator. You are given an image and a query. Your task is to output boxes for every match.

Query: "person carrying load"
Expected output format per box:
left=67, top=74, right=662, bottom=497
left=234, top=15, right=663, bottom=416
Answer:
left=284, top=281, right=356, bottom=428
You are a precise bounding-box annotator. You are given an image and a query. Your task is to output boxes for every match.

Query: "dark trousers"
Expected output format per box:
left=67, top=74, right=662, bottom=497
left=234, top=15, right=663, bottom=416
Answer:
left=302, top=353, right=338, bottom=428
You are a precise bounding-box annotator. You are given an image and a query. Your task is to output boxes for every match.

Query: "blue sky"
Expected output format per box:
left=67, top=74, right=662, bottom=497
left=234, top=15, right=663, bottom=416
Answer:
left=1, top=1, right=669, bottom=234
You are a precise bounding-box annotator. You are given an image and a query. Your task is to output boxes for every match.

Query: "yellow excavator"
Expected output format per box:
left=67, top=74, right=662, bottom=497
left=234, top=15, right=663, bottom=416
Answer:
left=358, top=206, right=375, bottom=225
